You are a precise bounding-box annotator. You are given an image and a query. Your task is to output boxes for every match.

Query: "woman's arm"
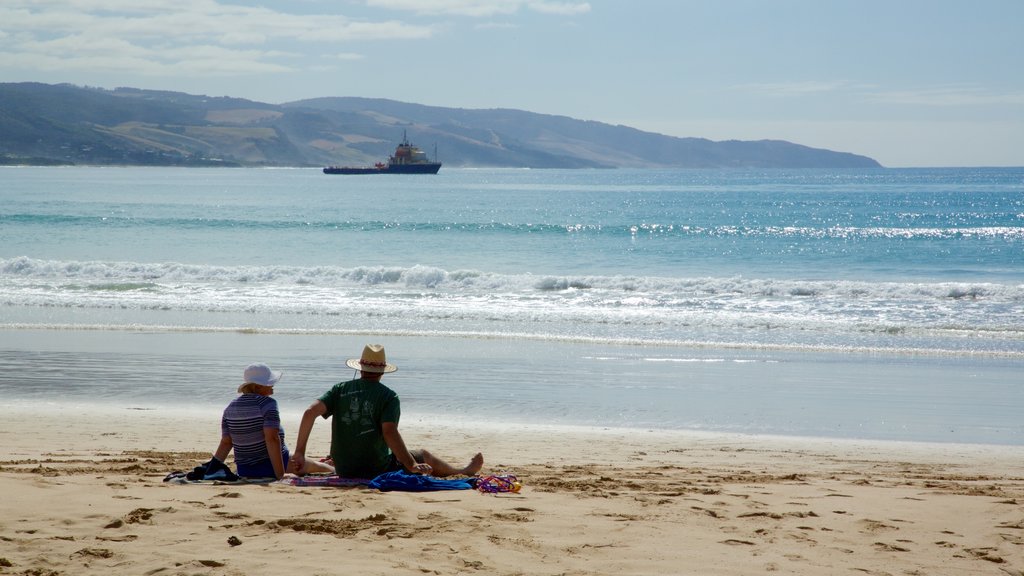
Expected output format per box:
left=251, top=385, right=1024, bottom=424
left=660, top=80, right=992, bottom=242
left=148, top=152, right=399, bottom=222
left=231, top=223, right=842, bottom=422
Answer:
left=264, top=428, right=285, bottom=479
left=213, top=435, right=232, bottom=462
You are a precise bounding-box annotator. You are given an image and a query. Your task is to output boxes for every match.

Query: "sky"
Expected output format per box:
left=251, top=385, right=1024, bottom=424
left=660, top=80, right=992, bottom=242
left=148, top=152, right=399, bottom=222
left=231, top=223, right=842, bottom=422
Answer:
left=1, top=0, right=1022, bottom=168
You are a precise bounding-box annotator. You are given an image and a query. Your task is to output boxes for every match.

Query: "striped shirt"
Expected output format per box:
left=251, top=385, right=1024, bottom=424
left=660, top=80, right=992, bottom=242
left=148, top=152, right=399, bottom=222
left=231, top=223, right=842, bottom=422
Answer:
left=221, top=393, right=287, bottom=468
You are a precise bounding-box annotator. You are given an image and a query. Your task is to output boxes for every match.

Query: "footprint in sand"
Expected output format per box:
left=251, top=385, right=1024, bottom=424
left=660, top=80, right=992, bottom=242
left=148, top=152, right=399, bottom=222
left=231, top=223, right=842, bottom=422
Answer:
left=105, top=506, right=175, bottom=527
left=95, top=535, right=138, bottom=542
left=213, top=492, right=242, bottom=499
left=873, top=541, right=910, bottom=552
left=71, top=547, right=114, bottom=559
left=858, top=519, right=898, bottom=533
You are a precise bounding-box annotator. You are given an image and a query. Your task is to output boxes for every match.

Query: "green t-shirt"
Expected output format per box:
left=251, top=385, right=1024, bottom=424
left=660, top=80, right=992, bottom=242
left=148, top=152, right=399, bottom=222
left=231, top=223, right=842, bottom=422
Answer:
left=319, top=378, right=400, bottom=478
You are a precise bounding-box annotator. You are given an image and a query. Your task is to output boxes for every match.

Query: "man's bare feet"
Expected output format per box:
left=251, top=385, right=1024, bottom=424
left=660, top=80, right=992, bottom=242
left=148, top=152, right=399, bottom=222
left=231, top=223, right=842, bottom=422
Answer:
left=462, top=452, right=484, bottom=476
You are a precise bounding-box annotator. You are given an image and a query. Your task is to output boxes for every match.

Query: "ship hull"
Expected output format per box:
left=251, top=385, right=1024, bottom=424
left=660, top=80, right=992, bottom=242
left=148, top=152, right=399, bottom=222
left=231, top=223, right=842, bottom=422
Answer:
left=323, top=163, right=441, bottom=175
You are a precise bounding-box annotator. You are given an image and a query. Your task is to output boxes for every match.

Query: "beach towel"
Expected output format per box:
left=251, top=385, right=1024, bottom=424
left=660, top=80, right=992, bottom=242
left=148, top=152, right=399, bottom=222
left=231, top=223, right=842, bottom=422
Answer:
left=366, top=471, right=475, bottom=492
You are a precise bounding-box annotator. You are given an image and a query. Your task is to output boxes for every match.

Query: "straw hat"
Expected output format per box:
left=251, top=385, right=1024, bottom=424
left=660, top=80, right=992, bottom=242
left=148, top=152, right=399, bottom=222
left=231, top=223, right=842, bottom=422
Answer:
left=242, top=363, right=282, bottom=387
left=346, top=344, right=397, bottom=373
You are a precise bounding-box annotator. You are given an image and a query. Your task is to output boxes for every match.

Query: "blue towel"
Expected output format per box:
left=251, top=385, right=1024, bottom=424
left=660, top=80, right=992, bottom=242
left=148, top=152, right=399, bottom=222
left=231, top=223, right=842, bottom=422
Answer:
left=367, top=471, right=475, bottom=492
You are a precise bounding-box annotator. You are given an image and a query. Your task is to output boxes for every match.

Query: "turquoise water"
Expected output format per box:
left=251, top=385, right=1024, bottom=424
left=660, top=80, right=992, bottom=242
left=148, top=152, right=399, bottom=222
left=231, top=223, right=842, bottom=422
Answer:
left=1, top=166, right=1022, bottom=444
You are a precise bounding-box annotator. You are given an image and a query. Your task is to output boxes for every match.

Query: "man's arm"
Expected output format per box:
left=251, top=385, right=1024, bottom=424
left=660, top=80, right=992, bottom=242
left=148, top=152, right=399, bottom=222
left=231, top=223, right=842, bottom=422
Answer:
left=290, top=400, right=327, bottom=473
left=381, top=422, right=432, bottom=474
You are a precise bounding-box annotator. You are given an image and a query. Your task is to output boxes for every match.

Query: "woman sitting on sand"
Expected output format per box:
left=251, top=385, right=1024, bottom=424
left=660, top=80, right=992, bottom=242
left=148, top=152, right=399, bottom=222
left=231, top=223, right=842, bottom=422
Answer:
left=211, top=363, right=334, bottom=480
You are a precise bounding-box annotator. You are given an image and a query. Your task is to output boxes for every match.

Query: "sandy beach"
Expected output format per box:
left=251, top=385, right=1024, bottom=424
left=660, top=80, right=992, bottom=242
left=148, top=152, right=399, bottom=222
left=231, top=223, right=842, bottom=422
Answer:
left=1, top=405, right=1022, bottom=575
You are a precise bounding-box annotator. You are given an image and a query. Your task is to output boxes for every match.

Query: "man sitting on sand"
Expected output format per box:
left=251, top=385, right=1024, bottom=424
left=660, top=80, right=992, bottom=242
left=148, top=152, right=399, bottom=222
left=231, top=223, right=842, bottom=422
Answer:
left=290, top=344, right=484, bottom=479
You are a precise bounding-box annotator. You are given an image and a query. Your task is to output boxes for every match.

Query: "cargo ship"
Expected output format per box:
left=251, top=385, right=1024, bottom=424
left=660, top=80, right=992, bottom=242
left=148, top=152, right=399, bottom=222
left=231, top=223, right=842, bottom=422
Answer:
left=323, top=132, right=441, bottom=174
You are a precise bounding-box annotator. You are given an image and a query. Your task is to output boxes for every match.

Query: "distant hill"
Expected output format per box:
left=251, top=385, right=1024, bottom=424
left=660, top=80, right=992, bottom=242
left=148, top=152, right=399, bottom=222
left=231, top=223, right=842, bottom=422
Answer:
left=0, top=82, right=881, bottom=169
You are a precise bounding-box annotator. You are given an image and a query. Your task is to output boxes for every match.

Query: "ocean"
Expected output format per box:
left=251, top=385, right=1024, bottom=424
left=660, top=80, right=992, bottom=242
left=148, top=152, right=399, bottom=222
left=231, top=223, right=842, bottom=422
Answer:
left=1, top=166, right=1022, bottom=445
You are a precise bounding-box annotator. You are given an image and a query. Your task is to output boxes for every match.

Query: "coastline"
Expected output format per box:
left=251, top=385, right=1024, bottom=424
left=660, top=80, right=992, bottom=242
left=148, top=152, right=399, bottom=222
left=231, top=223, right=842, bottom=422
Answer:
left=2, top=406, right=1023, bottom=575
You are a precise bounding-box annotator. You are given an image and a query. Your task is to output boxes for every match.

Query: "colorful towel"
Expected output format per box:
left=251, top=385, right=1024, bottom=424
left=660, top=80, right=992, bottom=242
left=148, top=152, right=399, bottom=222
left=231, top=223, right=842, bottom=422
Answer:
left=279, top=475, right=371, bottom=487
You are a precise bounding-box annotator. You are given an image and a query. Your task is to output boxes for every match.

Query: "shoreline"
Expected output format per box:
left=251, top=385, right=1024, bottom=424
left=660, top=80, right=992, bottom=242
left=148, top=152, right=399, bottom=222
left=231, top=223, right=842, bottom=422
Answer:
left=4, top=316, right=1024, bottom=360
left=2, top=327, right=1023, bottom=448
left=8, top=398, right=1024, bottom=451
left=3, top=406, right=1023, bottom=575
left=12, top=400, right=1024, bottom=453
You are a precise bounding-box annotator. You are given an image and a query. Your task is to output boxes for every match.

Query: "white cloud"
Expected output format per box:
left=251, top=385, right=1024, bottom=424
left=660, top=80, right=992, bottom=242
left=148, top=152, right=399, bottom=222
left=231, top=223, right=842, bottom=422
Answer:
left=0, top=3, right=433, bottom=44
left=0, top=2, right=433, bottom=78
left=295, top=20, right=432, bottom=43
left=734, top=80, right=853, bottom=97
left=327, top=52, right=365, bottom=61
left=0, top=35, right=295, bottom=76
left=365, top=0, right=519, bottom=17
left=864, top=85, right=1024, bottom=107
left=528, top=2, right=590, bottom=16
left=0, top=0, right=588, bottom=82
left=365, top=0, right=590, bottom=17
left=219, top=31, right=269, bottom=46
left=735, top=80, right=1024, bottom=109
